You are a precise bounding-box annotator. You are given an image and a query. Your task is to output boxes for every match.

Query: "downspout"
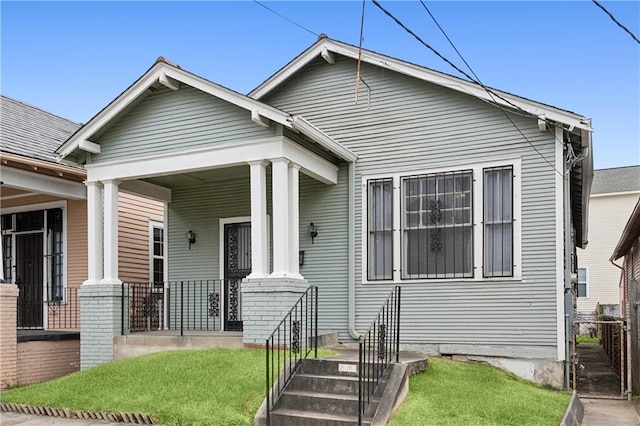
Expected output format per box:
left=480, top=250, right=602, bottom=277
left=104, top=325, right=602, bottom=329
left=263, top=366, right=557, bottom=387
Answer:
left=348, top=160, right=361, bottom=339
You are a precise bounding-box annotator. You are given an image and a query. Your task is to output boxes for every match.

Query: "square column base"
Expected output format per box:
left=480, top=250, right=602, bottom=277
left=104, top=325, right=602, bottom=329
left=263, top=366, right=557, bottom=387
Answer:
left=241, top=277, right=308, bottom=346
left=79, top=282, right=128, bottom=369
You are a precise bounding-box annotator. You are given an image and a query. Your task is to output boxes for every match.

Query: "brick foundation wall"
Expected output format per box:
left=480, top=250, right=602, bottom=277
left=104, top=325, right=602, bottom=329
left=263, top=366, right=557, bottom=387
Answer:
left=0, top=284, right=19, bottom=390
left=16, top=340, right=80, bottom=386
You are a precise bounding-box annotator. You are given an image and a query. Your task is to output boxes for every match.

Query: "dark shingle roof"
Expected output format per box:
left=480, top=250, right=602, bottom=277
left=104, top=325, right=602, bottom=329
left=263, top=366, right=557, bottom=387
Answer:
left=1, top=95, right=81, bottom=163
left=591, top=166, right=640, bottom=195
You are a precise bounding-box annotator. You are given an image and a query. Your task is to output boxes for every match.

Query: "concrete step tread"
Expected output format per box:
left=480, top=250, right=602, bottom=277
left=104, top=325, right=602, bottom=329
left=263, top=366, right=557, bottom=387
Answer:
left=295, top=372, right=361, bottom=382
left=283, top=389, right=360, bottom=401
left=271, top=407, right=369, bottom=423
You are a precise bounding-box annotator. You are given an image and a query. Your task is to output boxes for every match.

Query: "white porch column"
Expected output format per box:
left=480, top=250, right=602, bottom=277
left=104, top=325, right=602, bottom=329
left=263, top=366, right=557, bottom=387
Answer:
left=85, top=181, right=103, bottom=283
left=288, top=163, right=302, bottom=278
left=102, top=179, right=120, bottom=283
left=270, top=158, right=290, bottom=277
left=247, top=160, right=269, bottom=278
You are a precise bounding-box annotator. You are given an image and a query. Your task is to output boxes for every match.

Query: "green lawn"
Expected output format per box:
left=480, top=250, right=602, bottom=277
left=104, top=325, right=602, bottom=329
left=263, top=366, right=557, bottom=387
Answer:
left=2, top=350, right=570, bottom=426
left=390, top=358, right=571, bottom=426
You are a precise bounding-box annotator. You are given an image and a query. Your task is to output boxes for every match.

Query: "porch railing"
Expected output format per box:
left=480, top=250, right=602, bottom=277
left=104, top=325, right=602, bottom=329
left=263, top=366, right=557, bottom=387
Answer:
left=17, top=285, right=79, bottom=330
left=358, top=286, right=401, bottom=425
left=265, top=286, right=318, bottom=426
left=122, top=280, right=226, bottom=335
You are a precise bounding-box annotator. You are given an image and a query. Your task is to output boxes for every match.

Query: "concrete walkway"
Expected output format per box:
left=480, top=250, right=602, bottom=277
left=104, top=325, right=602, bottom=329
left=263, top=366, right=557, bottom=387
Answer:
left=581, top=398, right=640, bottom=426
left=577, top=343, right=622, bottom=398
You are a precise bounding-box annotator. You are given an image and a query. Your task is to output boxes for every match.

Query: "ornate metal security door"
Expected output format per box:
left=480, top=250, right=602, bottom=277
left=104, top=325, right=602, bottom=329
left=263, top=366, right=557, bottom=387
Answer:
left=224, top=222, right=251, bottom=331
left=16, top=233, right=44, bottom=328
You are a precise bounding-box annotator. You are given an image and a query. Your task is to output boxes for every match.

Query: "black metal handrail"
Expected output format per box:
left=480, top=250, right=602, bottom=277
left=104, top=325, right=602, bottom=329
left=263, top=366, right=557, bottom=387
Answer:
left=265, top=286, right=318, bottom=426
left=122, top=280, right=224, bottom=335
left=358, top=286, right=401, bottom=425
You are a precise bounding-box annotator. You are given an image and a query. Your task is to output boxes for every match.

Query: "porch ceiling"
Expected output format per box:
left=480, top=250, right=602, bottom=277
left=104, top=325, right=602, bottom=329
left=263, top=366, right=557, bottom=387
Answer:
left=141, top=165, right=249, bottom=189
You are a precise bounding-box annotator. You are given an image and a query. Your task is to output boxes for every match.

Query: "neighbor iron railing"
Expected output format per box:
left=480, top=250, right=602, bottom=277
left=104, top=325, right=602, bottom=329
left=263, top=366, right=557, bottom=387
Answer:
left=358, top=286, right=401, bottom=425
left=17, top=284, right=79, bottom=330
left=265, top=286, right=318, bottom=426
left=122, top=280, right=224, bottom=335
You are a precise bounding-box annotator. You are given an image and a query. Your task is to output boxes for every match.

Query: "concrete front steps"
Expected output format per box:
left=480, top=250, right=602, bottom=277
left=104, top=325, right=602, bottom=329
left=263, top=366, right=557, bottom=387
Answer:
left=255, top=349, right=427, bottom=426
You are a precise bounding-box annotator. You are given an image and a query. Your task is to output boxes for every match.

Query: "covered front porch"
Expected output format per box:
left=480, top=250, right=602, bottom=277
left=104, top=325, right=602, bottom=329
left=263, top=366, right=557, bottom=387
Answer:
left=54, top=58, right=355, bottom=368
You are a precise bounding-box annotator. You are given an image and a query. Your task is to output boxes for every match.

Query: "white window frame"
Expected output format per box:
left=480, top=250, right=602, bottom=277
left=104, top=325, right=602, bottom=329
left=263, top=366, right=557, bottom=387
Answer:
left=148, top=220, right=165, bottom=286
left=577, top=267, right=588, bottom=298
left=361, top=158, right=521, bottom=283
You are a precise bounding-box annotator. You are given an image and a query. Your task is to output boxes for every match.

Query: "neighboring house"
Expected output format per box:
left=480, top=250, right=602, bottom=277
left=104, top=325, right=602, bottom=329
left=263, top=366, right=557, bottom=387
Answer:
left=577, top=166, right=640, bottom=320
left=0, top=95, right=163, bottom=388
left=610, top=197, right=640, bottom=395
left=55, top=37, right=593, bottom=389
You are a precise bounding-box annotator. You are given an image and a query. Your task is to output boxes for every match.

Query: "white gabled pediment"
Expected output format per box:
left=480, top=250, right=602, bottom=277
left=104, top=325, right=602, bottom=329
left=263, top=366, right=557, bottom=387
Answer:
left=56, top=59, right=297, bottom=160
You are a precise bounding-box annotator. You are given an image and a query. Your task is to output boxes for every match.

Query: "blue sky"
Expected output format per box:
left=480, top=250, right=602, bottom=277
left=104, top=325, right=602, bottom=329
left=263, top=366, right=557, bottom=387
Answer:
left=2, top=1, right=638, bottom=169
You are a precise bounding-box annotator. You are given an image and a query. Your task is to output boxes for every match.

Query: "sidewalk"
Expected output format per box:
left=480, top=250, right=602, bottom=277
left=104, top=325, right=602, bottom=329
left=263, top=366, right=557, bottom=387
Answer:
left=0, top=412, right=125, bottom=425
left=581, top=398, right=640, bottom=426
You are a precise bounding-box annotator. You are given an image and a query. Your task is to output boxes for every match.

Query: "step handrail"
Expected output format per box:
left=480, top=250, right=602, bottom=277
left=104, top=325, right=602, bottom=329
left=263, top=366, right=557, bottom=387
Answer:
left=358, top=286, right=401, bottom=425
left=265, top=286, right=318, bottom=426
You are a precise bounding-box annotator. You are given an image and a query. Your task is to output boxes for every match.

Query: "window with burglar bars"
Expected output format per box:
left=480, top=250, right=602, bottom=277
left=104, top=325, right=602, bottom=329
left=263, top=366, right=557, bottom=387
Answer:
left=402, top=171, right=473, bottom=279
left=368, top=178, right=393, bottom=280
left=365, top=161, right=518, bottom=282
left=484, top=166, right=513, bottom=277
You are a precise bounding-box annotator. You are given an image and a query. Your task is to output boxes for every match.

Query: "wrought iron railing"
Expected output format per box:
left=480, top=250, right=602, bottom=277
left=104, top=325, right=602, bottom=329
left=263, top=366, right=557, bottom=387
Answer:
left=358, top=286, right=401, bottom=425
left=122, top=280, right=225, bottom=335
left=16, top=285, right=79, bottom=330
left=265, top=286, right=318, bottom=426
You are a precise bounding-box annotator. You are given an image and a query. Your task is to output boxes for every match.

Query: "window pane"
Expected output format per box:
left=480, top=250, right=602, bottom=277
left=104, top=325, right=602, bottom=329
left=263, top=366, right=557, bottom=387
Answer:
left=484, top=167, right=513, bottom=277
left=153, top=258, right=164, bottom=283
left=577, top=268, right=587, bottom=282
left=368, top=179, right=393, bottom=280
left=577, top=282, right=587, bottom=298
left=402, top=170, right=473, bottom=279
left=15, top=211, right=44, bottom=232
left=2, top=235, right=12, bottom=282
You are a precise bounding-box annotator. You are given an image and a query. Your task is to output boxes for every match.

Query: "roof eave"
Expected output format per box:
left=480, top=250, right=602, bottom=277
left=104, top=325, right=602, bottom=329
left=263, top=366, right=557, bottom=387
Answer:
left=578, top=125, right=594, bottom=249
left=611, top=197, right=640, bottom=261
left=250, top=38, right=592, bottom=132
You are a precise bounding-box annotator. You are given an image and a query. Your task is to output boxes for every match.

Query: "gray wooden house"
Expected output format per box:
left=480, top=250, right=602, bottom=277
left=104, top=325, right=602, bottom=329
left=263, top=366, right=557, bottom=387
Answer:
left=56, top=38, right=593, bottom=388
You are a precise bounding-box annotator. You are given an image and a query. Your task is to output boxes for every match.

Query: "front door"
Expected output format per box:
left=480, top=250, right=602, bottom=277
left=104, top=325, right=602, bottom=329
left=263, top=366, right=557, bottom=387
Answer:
left=16, top=233, right=43, bottom=328
left=224, top=222, right=251, bottom=331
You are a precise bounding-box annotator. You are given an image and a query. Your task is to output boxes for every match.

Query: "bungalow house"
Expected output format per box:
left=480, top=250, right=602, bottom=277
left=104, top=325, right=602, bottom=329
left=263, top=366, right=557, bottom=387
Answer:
left=55, top=37, right=593, bottom=389
left=0, top=95, right=163, bottom=388
left=576, top=166, right=640, bottom=320
left=611, top=197, right=640, bottom=395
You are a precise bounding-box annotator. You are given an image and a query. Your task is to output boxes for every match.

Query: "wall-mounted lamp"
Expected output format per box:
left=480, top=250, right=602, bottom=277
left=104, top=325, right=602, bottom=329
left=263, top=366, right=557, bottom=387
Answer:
left=186, top=230, right=196, bottom=250
left=299, top=250, right=305, bottom=267
left=308, top=222, right=318, bottom=244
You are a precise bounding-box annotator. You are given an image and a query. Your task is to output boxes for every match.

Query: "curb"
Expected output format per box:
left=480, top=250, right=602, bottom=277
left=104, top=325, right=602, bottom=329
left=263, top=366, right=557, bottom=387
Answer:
left=560, top=391, right=584, bottom=426
left=0, top=402, right=155, bottom=424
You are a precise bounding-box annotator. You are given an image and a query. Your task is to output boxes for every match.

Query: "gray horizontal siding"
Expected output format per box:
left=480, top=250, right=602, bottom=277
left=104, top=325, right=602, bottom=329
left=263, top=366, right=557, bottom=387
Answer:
left=265, top=55, right=560, bottom=351
left=93, top=86, right=275, bottom=163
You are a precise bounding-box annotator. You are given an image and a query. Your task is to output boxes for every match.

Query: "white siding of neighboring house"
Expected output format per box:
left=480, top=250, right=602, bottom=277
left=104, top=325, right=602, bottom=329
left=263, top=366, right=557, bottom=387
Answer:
left=577, top=192, right=640, bottom=316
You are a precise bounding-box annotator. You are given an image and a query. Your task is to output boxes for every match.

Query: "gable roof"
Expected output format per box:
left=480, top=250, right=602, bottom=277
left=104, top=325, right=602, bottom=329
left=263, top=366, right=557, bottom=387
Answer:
left=591, top=165, right=640, bottom=195
left=56, top=58, right=355, bottom=162
left=250, top=37, right=592, bottom=132
left=1, top=95, right=81, bottom=163
left=611, top=196, right=640, bottom=261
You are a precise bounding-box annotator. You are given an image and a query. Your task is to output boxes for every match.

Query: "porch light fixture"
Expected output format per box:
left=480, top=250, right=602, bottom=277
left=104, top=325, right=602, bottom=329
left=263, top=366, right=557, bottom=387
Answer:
left=308, top=223, right=318, bottom=244
left=186, top=230, right=196, bottom=250
left=299, top=250, right=305, bottom=267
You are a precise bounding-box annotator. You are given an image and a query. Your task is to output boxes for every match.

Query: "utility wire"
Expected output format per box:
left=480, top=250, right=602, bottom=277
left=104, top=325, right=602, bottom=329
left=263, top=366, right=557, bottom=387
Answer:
left=253, top=1, right=319, bottom=38
left=592, top=0, right=640, bottom=44
left=374, top=0, right=561, bottom=175
left=371, top=0, right=554, bottom=129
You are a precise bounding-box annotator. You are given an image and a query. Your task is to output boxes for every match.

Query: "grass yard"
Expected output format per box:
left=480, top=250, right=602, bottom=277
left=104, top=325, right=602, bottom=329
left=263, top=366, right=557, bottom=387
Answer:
left=2, top=350, right=571, bottom=426
left=1, top=349, right=266, bottom=425
left=390, top=357, right=571, bottom=426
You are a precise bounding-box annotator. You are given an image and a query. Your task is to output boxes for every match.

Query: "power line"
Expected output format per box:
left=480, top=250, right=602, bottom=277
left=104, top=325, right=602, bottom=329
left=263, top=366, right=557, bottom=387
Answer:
left=373, top=0, right=562, bottom=175
left=253, top=1, right=319, bottom=38
left=592, top=0, right=640, bottom=44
